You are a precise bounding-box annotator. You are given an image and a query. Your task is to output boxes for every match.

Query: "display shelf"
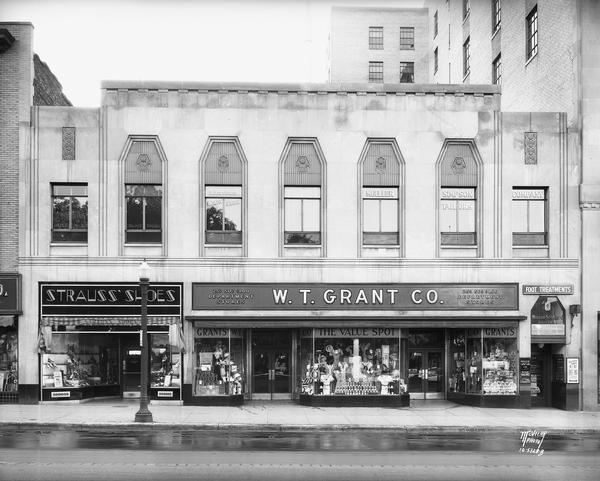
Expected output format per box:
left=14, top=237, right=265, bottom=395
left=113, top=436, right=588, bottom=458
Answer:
left=300, top=393, right=409, bottom=407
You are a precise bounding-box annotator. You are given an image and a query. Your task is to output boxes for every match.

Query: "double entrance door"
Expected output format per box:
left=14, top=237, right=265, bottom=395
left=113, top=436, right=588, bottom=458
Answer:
left=408, top=349, right=444, bottom=399
left=252, top=330, right=292, bottom=400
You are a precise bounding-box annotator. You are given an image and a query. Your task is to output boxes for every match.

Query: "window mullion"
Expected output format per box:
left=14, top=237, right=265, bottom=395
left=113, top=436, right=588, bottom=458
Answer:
left=142, top=196, right=147, bottom=231
left=68, top=196, right=73, bottom=230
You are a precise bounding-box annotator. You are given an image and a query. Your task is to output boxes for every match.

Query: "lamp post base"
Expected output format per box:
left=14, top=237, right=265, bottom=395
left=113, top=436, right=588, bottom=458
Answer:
left=134, top=397, right=154, bottom=423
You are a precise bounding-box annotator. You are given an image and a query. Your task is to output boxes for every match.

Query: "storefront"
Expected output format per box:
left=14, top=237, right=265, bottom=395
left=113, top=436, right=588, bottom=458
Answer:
left=0, top=274, right=21, bottom=403
left=187, top=283, right=523, bottom=407
left=38, top=282, right=183, bottom=402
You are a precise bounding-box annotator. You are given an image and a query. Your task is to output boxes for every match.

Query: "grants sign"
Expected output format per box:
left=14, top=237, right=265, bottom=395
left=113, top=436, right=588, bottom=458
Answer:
left=192, top=283, right=518, bottom=311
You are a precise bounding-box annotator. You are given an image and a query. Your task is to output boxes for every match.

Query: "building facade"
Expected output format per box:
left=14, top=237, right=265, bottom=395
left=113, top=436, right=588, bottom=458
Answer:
left=329, top=6, right=429, bottom=84
left=13, top=78, right=582, bottom=410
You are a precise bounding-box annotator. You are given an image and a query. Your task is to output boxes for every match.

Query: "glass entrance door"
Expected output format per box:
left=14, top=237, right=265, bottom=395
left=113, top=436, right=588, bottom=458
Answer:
left=122, top=334, right=141, bottom=398
left=252, top=330, right=292, bottom=400
left=408, top=350, right=444, bottom=399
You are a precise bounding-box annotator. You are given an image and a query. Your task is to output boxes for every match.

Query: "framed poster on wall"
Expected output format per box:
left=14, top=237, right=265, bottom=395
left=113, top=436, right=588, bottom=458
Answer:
left=566, top=357, right=579, bottom=384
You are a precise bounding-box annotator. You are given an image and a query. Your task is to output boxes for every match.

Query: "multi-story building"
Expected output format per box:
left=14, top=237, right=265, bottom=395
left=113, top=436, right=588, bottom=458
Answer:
left=0, top=22, right=70, bottom=403
left=329, top=6, right=429, bottom=84
left=425, top=0, right=600, bottom=414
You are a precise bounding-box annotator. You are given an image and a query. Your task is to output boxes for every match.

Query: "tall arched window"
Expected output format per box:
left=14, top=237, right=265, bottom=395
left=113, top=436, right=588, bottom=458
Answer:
left=280, top=139, right=326, bottom=249
left=201, top=138, right=246, bottom=247
left=437, top=140, right=482, bottom=254
left=123, top=139, right=165, bottom=244
left=359, top=140, right=403, bottom=251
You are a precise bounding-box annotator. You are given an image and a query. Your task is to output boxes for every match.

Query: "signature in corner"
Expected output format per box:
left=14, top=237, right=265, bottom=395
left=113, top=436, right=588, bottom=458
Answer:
left=519, top=429, right=546, bottom=456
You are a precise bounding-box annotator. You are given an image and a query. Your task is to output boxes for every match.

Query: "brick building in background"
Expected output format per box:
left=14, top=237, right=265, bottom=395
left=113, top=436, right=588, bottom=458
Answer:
left=0, top=22, right=70, bottom=403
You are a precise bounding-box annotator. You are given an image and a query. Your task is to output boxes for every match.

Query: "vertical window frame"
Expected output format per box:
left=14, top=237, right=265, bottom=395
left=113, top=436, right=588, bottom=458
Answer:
left=434, top=47, right=439, bottom=74
left=51, top=183, right=88, bottom=243
left=526, top=5, right=538, bottom=61
left=369, top=61, right=384, bottom=83
left=369, top=26, right=384, bottom=50
left=434, top=11, right=438, bottom=38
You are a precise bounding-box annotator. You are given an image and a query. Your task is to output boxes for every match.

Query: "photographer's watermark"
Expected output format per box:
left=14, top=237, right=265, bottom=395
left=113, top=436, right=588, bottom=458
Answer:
left=519, top=429, right=546, bottom=456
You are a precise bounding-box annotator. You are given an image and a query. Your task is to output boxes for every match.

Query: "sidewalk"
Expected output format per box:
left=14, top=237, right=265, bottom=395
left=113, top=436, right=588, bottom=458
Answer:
left=1, top=400, right=599, bottom=433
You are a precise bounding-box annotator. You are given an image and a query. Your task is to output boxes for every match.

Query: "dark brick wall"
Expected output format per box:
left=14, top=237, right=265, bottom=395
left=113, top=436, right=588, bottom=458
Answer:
left=33, top=53, right=71, bottom=106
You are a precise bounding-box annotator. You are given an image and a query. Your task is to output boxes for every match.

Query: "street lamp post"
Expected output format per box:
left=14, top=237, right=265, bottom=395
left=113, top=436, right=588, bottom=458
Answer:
left=135, top=259, right=153, bottom=423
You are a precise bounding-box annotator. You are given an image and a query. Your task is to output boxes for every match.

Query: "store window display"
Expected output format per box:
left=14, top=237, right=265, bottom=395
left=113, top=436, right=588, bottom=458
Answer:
left=193, top=328, right=244, bottom=397
left=150, top=333, right=181, bottom=390
left=0, top=326, right=18, bottom=395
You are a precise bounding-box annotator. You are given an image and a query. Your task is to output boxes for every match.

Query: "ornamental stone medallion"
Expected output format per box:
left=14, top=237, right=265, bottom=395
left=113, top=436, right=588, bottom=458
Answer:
left=451, top=156, right=466, bottom=174
left=524, top=132, right=537, bottom=165
left=375, top=156, right=387, bottom=174
left=217, top=155, right=230, bottom=172
left=136, top=153, right=152, bottom=171
left=296, top=155, right=310, bottom=172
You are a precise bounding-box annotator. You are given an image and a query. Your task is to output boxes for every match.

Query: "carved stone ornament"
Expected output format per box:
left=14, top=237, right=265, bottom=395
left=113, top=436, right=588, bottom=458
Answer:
left=451, top=156, right=466, bottom=174
left=524, top=132, right=537, bottom=165
left=62, top=127, right=75, bottom=160
left=136, top=153, right=152, bottom=171
left=375, top=156, right=387, bottom=174
left=296, top=155, right=311, bottom=172
left=217, top=155, right=230, bottom=172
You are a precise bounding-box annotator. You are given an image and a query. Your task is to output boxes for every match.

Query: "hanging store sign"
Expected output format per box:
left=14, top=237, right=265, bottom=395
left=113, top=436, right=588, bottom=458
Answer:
left=522, top=285, right=573, bottom=295
left=191, top=283, right=519, bottom=311
left=0, top=274, right=22, bottom=315
left=40, top=283, right=182, bottom=317
left=530, top=296, right=566, bottom=338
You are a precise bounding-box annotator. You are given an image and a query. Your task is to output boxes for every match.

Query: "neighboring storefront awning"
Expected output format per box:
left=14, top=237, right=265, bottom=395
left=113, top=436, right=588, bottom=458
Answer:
left=41, top=316, right=180, bottom=327
left=0, top=316, right=15, bottom=327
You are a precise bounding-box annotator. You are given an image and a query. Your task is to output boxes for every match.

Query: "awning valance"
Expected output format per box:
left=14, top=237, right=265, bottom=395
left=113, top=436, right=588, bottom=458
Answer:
left=41, top=316, right=180, bottom=327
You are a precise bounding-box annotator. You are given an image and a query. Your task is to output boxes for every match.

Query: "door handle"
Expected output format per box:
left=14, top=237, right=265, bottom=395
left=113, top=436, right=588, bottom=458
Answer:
left=268, top=369, right=274, bottom=381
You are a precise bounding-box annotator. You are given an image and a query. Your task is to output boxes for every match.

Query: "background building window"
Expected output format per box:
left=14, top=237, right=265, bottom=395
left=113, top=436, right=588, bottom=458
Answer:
left=512, top=188, right=547, bottom=246
left=434, top=11, right=438, bottom=38
left=369, top=26, right=383, bottom=50
left=526, top=5, right=538, bottom=61
left=399, top=27, right=415, bottom=49
left=492, top=0, right=501, bottom=32
left=284, top=187, right=321, bottom=244
left=434, top=47, right=439, bottom=74
left=440, top=187, right=476, bottom=245
left=463, top=0, right=470, bottom=19
left=492, top=54, right=501, bottom=84
left=206, top=186, right=242, bottom=244
left=463, top=37, right=470, bottom=78
left=399, top=62, right=414, bottom=83
left=369, top=61, right=384, bottom=83
left=51, top=184, right=88, bottom=242
left=125, top=184, right=162, bottom=243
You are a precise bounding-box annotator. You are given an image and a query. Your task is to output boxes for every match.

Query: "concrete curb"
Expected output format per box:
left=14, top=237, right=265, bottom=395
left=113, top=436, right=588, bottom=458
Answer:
left=2, top=422, right=599, bottom=435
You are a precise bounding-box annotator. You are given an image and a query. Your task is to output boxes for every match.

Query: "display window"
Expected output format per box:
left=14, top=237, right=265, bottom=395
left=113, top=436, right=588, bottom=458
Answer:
left=448, top=330, right=466, bottom=394
left=150, top=333, right=181, bottom=389
left=482, top=337, right=518, bottom=395
left=0, top=325, right=18, bottom=394
left=299, top=328, right=406, bottom=396
left=41, top=333, right=119, bottom=389
left=193, top=327, right=245, bottom=396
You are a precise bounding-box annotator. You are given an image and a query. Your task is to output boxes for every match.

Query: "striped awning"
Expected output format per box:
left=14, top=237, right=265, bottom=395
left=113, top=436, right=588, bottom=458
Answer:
left=41, top=316, right=179, bottom=327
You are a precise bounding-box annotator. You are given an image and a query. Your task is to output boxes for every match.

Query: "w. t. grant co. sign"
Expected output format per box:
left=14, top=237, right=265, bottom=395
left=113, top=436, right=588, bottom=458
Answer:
left=191, top=283, right=518, bottom=311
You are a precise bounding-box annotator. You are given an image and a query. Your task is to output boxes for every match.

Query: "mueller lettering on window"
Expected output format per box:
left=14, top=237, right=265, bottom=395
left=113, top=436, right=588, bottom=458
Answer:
left=522, top=285, right=573, bottom=295
left=192, top=283, right=519, bottom=310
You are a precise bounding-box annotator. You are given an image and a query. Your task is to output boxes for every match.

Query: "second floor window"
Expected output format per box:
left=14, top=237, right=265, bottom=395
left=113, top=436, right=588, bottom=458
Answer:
left=363, top=187, right=399, bottom=245
left=512, top=188, right=547, bottom=246
left=284, top=187, right=321, bottom=245
left=52, top=184, right=88, bottom=242
left=526, top=6, right=538, bottom=61
left=369, top=26, right=383, bottom=49
left=440, top=187, right=476, bottom=246
left=399, top=62, right=414, bottom=83
left=463, top=37, right=471, bottom=78
left=399, top=27, right=414, bottom=49
left=492, top=0, right=501, bottom=32
left=126, top=184, right=162, bottom=243
left=369, top=61, right=384, bottom=83
left=492, top=54, right=502, bottom=84
left=206, top=186, right=242, bottom=244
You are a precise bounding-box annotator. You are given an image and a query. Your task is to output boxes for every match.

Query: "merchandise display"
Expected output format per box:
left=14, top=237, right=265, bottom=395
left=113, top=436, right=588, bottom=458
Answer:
left=482, top=339, right=518, bottom=395
left=41, top=334, right=118, bottom=389
left=300, top=333, right=406, bottom=396
left=150, top=333, right=181, bottom=388
left=193, top=330, right=244, bottom=396
left=0, top=329, right=18, bottom=392
left=448, top=330, right=466, bottom=393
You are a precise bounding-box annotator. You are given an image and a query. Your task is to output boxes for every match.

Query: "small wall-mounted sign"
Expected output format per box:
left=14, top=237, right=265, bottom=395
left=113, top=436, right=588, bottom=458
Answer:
left=523, top=285, right=573, bottom=295
left=566, top=357, right=579, bottom=384
left=157, top=390, right=174, bottom=398
left=51, top=391, right=71, bottom=398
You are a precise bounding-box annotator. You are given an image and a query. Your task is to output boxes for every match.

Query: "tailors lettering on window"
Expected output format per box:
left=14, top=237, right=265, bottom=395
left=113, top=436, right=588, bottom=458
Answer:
left=192, top=284, right=518, bottom=310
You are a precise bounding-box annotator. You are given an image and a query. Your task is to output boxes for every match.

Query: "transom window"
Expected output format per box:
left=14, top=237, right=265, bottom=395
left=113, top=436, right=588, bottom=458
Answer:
left=399, top=27, right=414, bottom=49
left=526, top=6, right=538, bottom=61
left=440, top=187, right=476, bottom=246
left=492, top=54, right=501, bottom=84
left=369, top=61, right=384, bottom=83
left=51, top=184, right=88, bottom=243
left=512, top=188, right=547, bottom=246
left=206, top=186, right=242, bottom=244
left=399, top=62, right=414, bottom=83
left=492, top=0, right=501, bottom=32
left=284, top=187, right=321, bottom=245
left=369, top=26, right=383, bottom=50
left=125, top=184, right=162, bottom=243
